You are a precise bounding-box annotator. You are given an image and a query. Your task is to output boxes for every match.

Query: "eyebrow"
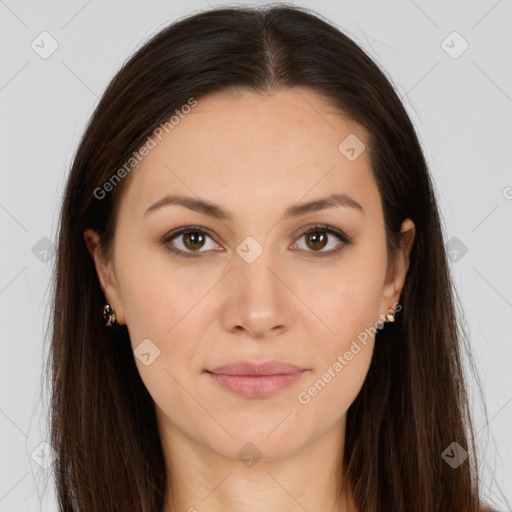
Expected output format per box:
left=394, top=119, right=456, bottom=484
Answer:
left=144, top=192, right=364, bottom=221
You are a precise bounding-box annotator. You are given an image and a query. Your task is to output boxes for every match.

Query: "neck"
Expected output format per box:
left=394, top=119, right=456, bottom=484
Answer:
left=159, top=414, right=357, bottom=512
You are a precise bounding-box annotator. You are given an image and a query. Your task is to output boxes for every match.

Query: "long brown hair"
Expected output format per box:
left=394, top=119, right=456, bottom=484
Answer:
left=47, top=4, right=493, bottom=511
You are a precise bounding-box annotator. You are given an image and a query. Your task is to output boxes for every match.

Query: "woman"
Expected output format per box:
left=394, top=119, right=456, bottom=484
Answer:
left=48, top=4, right=500, bottom=511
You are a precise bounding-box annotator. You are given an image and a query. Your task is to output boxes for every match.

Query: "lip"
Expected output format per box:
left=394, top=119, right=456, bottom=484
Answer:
left=208, top=361, right=306, bottom=375
left=206, top=361, right=308, bottom=398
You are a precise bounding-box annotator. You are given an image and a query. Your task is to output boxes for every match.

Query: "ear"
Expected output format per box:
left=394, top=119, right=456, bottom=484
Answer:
left=83, top=229, right=126, bottom=325
left=379, top=218, right=416, bottom=319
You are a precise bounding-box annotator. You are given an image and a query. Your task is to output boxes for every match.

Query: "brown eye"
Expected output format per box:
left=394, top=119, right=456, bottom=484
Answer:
left=162, top=226, right=218, bottom=258
left=182, top=231, right=207, bottom=251
left=162, top=224, right=352, bottom=260
left=293, top=224, right=352, bottom=257
left=304, top=231, right=328, bottom=251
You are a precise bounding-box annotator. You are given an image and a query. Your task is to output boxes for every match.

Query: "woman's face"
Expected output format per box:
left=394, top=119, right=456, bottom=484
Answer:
left=85, top=87, right=414, bottom=463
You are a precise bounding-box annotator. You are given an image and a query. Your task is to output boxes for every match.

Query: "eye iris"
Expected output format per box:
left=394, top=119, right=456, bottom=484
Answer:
left=183, top=232, right=205, bottom=250
left=306, top=231, right=327, bottom=251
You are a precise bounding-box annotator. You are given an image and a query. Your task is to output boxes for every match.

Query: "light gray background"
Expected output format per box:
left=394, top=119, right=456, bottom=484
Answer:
left=0, top=0, right=511, bottom=510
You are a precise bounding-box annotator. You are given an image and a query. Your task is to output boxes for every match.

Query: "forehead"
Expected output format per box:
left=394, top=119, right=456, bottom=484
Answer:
left=119, top=87, right=380, bottom=221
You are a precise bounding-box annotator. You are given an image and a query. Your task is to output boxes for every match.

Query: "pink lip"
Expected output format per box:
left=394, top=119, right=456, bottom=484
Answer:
left=206, top=361, right=308, bottom=398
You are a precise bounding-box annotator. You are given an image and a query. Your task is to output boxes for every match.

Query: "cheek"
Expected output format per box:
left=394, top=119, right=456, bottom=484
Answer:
left=309, top=262, right=383, bottom=351
left=296, top=342, right=373, bottom=437
left=113, top=248, right=208, bottom=427
left=297, top=260, right=383, bottom=412
left=114, top=242, right=205, bottom=343
left=114, top=244, right=221, bottom=399
left=295, top=283, right=377, bottom=422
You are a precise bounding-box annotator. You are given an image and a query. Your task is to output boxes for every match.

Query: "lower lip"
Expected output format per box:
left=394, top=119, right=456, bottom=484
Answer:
left=207, top=371, right=307, bottom=398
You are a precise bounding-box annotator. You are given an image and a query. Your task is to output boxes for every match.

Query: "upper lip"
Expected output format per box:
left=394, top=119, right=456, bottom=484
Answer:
left=207, top=361, right=307, bottom=376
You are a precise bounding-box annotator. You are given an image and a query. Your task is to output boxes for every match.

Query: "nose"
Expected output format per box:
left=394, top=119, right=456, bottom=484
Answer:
left=219, top=245, right=293, bottom=339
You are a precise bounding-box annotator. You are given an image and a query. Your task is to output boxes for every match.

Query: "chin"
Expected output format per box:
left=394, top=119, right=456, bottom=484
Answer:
left=208, top=433, right=306, bottom=465
left=205, top=414, right=315, bottom=461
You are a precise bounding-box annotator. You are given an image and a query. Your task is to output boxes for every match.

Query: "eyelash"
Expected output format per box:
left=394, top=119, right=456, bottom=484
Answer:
left=160, top=223, right=353, bottom=259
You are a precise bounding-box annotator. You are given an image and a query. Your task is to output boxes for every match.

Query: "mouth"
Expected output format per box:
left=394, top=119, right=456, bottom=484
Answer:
left=205, top=360, right=309, bottom=398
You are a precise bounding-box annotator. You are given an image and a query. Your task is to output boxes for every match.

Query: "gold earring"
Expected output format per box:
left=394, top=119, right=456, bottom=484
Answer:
left=103, top=304, right=117, bottom=327
left=386, top=305, right=399, bottom=323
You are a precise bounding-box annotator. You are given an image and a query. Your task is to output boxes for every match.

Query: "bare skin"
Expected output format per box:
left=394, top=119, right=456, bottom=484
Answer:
left=84, top=87, right=415, bottom=512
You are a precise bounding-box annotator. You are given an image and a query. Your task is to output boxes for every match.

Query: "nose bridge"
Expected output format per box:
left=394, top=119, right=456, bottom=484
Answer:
left=223, top=233, right=291, bottom=335
left=235, top=233, right=284, bottom=299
